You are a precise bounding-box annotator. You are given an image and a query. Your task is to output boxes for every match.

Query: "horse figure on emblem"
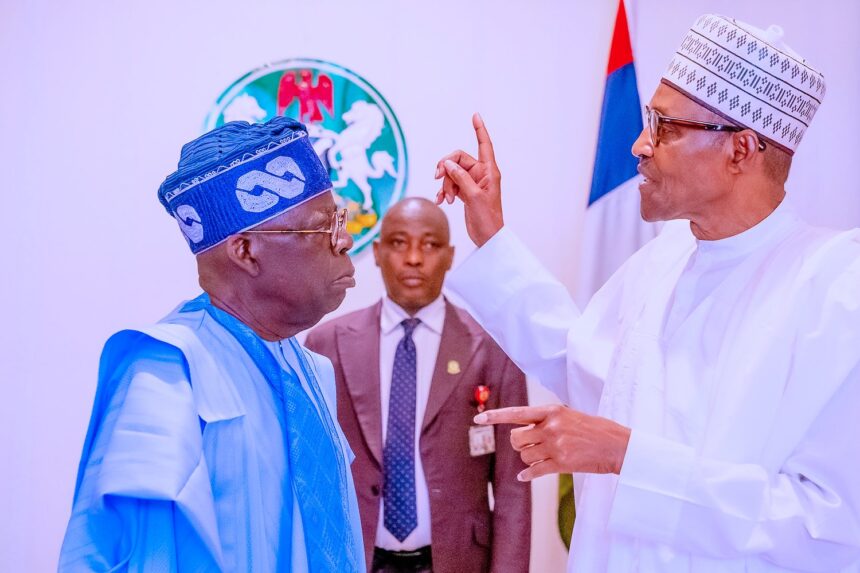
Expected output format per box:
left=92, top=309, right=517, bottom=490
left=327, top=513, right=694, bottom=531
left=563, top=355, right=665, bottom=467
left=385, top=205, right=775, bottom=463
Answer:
left=309, top=101, right=397, bottom=213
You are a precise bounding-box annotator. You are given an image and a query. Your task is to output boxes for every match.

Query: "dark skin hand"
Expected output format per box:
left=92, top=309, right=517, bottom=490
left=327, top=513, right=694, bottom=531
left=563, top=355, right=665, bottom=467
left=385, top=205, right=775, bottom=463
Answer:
left=433, top=113, right=505, bottom=247
left=474, top=405, right=631, bottom=481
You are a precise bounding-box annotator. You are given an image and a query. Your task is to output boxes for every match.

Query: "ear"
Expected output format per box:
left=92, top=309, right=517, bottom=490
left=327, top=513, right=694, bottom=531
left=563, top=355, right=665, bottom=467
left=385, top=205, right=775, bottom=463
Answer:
left=728, top=130, right=762, bottom=175
left=372, top=239, right=381, bottom=268
left=224, top=234, right=261, bottom=277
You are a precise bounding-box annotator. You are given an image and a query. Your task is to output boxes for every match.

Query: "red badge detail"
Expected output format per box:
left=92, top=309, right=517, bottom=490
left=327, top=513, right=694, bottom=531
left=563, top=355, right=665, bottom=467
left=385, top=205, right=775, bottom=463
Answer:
left=277, top=69, right=334, bottom=122
left=474, top=385, right=491, bottom=413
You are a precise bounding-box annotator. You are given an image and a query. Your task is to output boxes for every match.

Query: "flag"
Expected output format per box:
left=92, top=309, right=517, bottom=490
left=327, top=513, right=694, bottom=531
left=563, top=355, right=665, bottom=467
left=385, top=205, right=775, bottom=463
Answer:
left=559, top=0, right=659, bottom=550
left=574, top=0, right=660, bottom=308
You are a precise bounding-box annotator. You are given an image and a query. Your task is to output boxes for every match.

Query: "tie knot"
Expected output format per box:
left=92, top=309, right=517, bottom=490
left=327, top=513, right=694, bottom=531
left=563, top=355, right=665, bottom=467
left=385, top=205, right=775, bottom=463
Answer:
left=400, top=318, right=421, bottom=337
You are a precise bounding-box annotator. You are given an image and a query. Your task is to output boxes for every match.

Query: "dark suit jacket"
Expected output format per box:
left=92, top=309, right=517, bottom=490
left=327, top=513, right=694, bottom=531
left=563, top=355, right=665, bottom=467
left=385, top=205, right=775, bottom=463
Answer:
left=306, top=299, right=531, bottom=573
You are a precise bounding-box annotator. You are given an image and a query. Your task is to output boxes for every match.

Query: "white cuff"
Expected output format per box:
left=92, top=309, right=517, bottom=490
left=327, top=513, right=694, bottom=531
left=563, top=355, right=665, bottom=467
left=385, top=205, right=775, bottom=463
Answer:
left=608, top=430, right=696, bottom=544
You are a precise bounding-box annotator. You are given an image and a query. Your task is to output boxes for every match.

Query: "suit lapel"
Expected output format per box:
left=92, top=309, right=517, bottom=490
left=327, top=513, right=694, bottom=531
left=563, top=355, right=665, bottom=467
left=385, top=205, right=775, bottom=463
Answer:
left=422, top=301, right=481, bottom=432
left=337, top=302, right=384, bottom=466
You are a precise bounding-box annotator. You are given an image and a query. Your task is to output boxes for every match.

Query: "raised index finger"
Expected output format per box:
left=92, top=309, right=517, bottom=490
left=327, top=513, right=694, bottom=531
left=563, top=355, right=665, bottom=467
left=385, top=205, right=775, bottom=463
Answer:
left=472, top=112, right=496, bottom=163
left=474, top=405, right=548, bottom=426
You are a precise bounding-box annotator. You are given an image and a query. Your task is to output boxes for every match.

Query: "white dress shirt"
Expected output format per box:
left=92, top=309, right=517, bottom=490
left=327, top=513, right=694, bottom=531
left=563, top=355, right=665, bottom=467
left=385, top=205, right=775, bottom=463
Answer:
left=375, top=295, right=446, bottom=550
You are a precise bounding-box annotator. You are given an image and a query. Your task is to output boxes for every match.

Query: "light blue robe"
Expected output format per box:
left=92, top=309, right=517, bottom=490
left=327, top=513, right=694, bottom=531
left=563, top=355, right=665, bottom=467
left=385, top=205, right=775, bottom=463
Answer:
left=59, top=297, right=365, bottom=572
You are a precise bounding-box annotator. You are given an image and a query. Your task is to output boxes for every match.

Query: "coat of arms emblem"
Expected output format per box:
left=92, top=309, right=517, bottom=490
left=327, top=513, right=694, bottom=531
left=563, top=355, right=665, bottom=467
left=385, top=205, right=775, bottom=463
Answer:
left=206, top=59, right=408, bottom=254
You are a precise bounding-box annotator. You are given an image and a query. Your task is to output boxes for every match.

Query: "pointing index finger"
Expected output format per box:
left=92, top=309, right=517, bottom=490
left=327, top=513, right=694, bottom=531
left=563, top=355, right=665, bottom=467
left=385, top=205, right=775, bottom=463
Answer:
left=474, top=405, right=549, bottom=426
left=473, top=112, right=496, bottom=163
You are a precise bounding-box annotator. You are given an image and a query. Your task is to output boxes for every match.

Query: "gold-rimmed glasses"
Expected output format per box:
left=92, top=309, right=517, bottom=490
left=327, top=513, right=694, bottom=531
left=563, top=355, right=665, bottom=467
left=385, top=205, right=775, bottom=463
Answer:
left=244, top=208, right=348, bottom=249
left=645, top=106, right=766, bottom=151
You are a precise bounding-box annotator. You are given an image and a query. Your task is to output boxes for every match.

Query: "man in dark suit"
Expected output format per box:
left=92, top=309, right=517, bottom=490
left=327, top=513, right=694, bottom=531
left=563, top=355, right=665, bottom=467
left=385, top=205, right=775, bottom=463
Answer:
left=306, top=197, right=530, bottom=573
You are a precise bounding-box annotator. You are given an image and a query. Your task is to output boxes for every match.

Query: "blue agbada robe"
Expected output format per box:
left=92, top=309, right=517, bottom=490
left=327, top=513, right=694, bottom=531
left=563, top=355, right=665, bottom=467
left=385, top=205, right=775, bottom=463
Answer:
left=59, top=294, right=365, bottom=572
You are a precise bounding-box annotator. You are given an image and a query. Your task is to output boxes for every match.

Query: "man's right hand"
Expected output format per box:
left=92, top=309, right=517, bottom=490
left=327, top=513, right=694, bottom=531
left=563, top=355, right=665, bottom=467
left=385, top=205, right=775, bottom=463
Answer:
left=434, top=113, right=504, bottom=247
left=474, top=405, right=631, bottom=480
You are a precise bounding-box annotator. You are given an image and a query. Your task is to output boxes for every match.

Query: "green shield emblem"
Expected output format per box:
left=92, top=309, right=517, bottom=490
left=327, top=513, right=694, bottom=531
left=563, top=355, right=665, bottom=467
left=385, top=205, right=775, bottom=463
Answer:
left=205, top=59, right=408, bottom=254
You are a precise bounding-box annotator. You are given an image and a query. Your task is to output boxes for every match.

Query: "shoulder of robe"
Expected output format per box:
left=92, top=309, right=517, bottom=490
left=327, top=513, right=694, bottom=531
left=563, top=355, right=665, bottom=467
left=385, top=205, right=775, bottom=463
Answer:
left=796, top=228, right=860, bottom=284
left=99, top=329, right=190, bottom=382
left=97, top=304, right=205, bottom=379
left=821, top=239, right=860, bottom=312
left=99, top=308, right=246, bottom=422
left=787, top=228, right=860, bottom=323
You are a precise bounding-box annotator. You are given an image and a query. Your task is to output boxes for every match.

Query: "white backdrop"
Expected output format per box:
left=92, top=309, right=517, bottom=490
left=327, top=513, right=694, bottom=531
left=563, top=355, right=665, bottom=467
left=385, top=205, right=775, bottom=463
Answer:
left=2, top=1, right=858, bottom=571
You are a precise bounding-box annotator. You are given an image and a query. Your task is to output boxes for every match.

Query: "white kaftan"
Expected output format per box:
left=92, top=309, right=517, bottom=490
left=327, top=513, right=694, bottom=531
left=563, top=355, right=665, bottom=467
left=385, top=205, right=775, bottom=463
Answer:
left=448, top=198, right=860, bottom=572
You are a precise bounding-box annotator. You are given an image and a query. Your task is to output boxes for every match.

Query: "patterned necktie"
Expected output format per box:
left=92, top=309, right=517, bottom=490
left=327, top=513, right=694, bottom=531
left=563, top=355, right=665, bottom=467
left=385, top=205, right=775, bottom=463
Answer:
left=383, top=317, right=421, bottom=541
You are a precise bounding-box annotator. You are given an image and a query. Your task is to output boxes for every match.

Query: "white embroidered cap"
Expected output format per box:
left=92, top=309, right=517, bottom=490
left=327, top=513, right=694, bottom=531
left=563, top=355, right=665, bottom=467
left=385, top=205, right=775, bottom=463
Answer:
left=662, top=14, right=825, bottom=155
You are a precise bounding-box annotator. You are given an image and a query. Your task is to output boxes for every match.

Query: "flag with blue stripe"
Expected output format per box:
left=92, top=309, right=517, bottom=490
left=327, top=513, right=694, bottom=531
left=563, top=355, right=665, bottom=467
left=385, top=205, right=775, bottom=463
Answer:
left=589, top=0, right=643, bottom=206
left=574, top=0, right=659, bottom=309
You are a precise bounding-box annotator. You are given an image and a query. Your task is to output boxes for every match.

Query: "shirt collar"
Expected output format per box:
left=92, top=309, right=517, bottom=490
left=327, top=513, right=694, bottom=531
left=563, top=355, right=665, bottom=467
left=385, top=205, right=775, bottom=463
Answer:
left=380, top=294, right=446, bottom=336
left=694, top=194, right=799, bottom=260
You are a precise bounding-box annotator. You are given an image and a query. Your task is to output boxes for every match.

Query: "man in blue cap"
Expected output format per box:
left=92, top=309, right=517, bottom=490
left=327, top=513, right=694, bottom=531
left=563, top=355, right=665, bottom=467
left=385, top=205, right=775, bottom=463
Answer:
left=59, top=116, right=365, bottom=572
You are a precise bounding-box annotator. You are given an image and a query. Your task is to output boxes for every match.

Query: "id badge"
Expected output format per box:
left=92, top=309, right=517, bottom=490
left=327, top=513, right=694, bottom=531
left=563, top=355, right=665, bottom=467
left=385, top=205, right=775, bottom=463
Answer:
left=469, top=424, right=496, bottom=457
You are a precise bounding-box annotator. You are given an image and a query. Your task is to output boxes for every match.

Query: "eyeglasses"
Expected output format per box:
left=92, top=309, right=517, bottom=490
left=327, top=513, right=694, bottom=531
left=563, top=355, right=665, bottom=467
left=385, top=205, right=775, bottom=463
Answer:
left=645, top=106, right=766, bottom=151
left=244, top=208, right=348, bottom=249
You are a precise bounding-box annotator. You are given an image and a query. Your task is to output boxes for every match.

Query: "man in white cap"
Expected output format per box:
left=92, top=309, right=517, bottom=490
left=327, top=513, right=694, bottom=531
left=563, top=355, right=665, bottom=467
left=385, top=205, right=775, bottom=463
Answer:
left=435, top=14, right=860, bottom=572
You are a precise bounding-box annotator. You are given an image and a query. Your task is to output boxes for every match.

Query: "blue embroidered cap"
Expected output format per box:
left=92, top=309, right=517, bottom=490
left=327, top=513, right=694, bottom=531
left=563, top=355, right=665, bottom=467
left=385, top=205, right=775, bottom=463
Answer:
left=158, top=116, right=333, bottom=254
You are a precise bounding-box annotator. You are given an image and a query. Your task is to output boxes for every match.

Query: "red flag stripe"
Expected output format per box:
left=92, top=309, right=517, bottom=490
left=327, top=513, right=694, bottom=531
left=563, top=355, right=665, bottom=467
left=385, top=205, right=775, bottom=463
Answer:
left=606, top=0, right=634, bottom=75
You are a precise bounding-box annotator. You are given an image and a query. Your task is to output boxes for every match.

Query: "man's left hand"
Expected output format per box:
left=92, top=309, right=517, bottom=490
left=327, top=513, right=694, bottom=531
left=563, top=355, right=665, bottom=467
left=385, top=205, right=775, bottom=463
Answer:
left=474, top=405, right=631, bottom=481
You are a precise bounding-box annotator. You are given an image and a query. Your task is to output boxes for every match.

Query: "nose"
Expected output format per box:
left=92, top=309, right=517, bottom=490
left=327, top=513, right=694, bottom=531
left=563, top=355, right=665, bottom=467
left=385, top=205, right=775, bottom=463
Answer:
left=335, top=228, right=353, bottom=255
left=405, top=243, right=423, bottom=266
left=631, top=127, right=653, bottom=159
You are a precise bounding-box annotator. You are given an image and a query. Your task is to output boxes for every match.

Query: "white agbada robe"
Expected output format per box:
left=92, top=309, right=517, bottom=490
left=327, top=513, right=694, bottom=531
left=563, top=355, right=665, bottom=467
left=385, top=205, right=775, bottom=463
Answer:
left=448, top=198, right=860, bottom=572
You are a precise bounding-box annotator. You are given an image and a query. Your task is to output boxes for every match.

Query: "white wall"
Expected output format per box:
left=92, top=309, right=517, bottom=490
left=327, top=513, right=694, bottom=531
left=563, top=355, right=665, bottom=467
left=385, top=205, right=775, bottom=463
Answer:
left=1, top=1, right=858, bottom=571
